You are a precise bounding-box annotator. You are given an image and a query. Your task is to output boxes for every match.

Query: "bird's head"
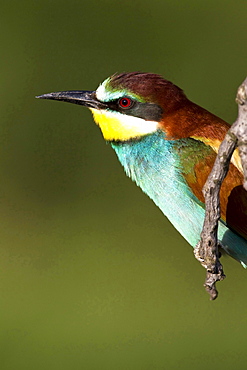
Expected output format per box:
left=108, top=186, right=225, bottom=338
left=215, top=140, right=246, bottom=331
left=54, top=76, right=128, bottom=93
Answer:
left=37, top=72, right=188, bottom=141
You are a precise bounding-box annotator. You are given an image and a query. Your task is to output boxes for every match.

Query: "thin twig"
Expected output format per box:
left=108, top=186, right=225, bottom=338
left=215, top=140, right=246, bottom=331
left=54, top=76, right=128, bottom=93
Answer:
left=194, top=77, right=247, bottom=300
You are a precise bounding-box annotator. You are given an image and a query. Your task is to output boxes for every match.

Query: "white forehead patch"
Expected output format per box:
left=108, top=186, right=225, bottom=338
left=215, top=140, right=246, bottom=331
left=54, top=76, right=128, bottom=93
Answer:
left=96, top=77, right=127, bottom=102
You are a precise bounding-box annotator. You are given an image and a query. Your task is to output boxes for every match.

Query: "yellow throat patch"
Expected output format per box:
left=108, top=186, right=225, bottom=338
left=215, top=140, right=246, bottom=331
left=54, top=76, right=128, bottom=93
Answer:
left=90, top=108, right=158, bottom=141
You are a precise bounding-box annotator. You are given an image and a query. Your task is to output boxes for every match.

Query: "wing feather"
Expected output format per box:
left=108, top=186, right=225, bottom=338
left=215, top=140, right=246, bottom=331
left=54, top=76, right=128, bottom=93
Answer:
left=191, top=136, right=243, bottom=173
left=178, top=138, right=247, bottom=240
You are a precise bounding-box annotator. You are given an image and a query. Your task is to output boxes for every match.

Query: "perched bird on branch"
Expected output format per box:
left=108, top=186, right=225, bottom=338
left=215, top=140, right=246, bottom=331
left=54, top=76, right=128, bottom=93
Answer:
left=37, top=72, right=247, bottom=266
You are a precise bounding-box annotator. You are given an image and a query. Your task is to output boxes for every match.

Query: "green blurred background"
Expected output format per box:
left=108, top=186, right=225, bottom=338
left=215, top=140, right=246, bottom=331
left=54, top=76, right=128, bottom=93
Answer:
left=1, top=1, right=247, bottom=369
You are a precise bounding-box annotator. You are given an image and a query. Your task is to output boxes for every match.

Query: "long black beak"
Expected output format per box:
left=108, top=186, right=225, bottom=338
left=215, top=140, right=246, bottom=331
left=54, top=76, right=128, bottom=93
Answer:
left=36, top=90, right=107, bottom=110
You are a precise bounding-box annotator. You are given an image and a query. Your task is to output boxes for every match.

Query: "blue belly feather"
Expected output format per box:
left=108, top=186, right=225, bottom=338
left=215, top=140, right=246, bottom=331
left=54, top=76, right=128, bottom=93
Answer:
left=112, top=130, right=247, bottom=266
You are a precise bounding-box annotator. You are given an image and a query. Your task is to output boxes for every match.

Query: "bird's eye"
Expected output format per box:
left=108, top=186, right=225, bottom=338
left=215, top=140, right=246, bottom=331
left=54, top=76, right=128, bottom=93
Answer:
left=118, top=97, right=133, bottom=109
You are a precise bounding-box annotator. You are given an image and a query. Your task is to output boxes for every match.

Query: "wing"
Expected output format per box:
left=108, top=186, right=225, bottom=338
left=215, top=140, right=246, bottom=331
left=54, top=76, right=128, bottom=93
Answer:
left=160, top=100, right=247, bottom=239
left=176, top=138, right=247, bottom=240
left=191, top=135, right=243, bottom=173
left=161, top=101, right=243, bottom=172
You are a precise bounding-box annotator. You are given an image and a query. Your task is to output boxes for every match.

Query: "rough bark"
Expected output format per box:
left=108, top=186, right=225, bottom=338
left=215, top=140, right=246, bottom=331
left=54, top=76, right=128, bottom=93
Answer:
left=194, top=77, right=247, bottom=300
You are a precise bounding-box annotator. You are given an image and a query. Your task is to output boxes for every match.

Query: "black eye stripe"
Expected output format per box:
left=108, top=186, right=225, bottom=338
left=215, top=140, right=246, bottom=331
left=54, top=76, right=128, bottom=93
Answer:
left=106, top=99, right=163, bottom=122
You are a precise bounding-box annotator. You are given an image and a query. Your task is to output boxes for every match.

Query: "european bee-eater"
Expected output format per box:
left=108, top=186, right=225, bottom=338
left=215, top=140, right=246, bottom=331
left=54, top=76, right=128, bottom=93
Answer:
left=37, top=72, right=247, bottom=267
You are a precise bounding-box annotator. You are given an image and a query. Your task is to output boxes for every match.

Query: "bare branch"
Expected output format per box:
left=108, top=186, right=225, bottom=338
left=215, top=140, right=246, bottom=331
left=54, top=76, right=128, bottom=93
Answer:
left=194, top=77, right=247, bottom=300
left=232, top=78, right=247, bottom=189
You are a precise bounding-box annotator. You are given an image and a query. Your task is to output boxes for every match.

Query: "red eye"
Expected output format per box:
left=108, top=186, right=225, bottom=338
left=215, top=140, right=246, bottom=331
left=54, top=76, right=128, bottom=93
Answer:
left=118, top=97, right=132, bottom=109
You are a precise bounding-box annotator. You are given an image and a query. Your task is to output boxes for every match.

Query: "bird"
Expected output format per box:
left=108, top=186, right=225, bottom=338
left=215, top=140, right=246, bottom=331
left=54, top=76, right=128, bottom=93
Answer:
left=36, top=72, right=247, bottom=267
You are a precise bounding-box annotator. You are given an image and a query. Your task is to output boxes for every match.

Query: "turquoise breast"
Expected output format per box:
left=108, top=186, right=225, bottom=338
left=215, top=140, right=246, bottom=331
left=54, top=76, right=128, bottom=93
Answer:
left=111, top=130, right=247, bottom=266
